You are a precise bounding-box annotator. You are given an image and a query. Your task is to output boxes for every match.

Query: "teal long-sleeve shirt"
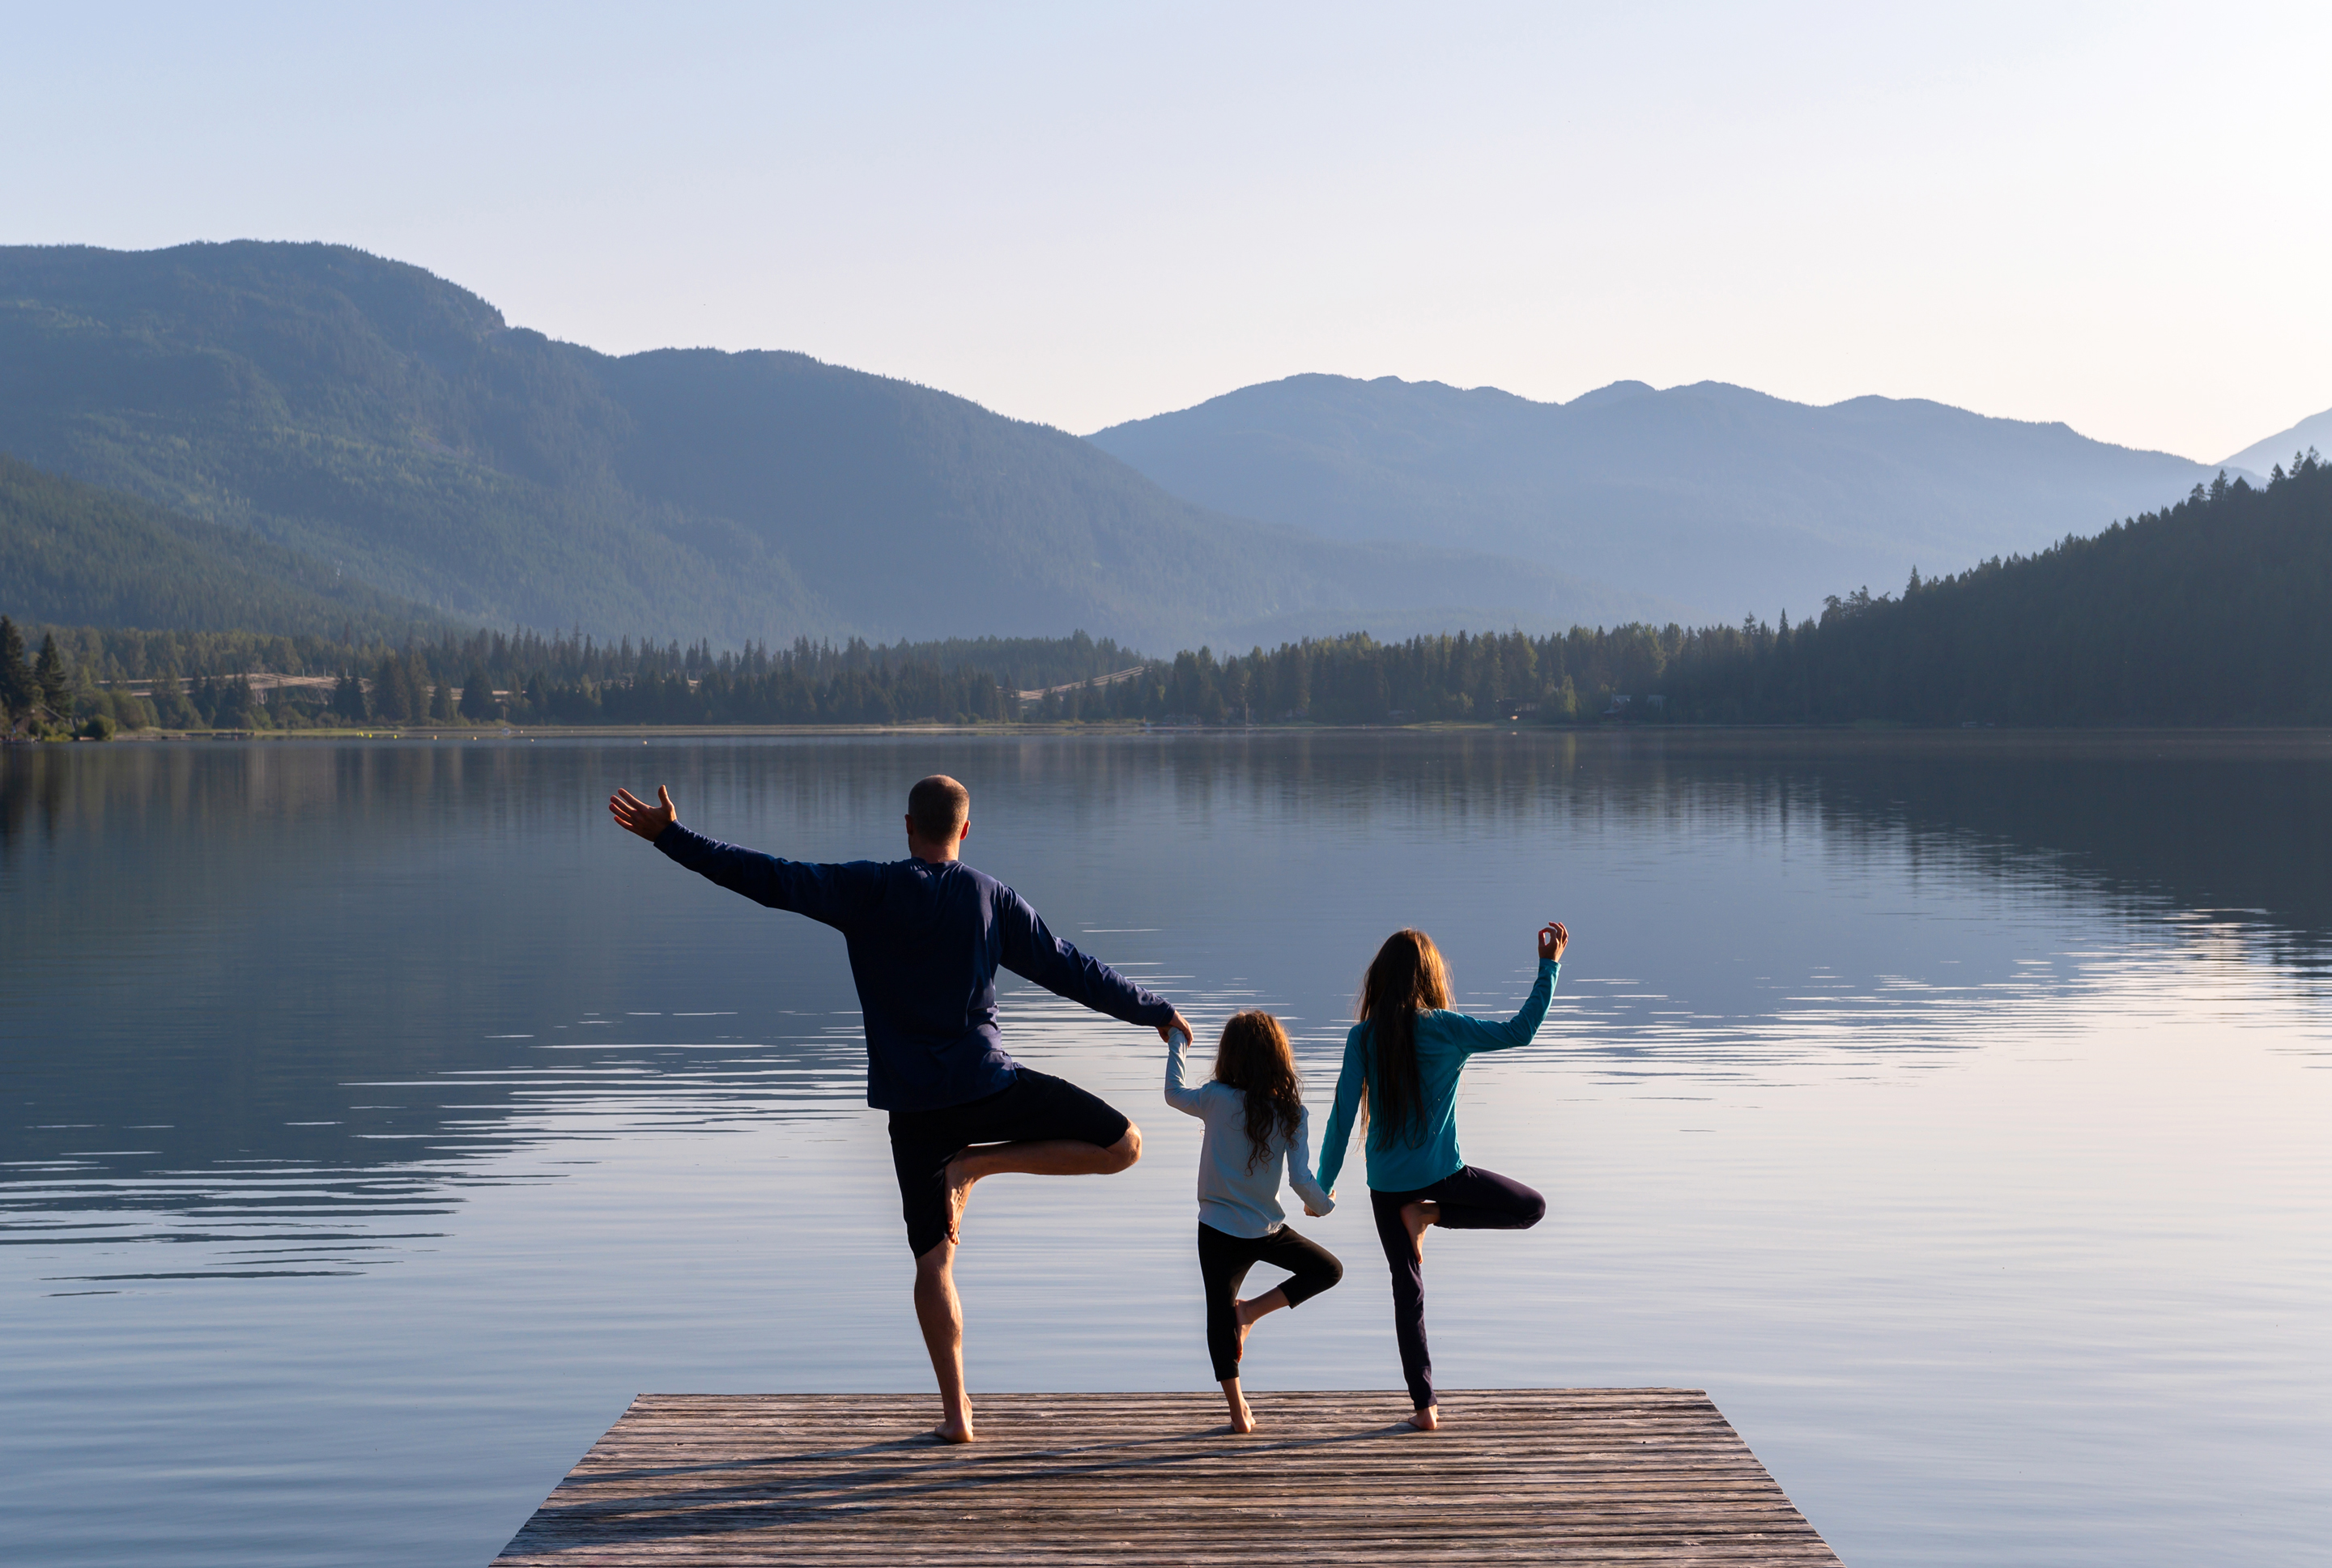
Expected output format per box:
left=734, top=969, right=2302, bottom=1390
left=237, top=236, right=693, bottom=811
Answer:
left=1314, top=958, right=1560, bottom=1195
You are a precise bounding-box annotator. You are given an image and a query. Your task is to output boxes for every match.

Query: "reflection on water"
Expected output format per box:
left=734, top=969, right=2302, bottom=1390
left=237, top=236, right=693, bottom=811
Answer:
left=6, top=1026, right=870, bottom=1288
left=2, top=732, right=2329, bottom=1567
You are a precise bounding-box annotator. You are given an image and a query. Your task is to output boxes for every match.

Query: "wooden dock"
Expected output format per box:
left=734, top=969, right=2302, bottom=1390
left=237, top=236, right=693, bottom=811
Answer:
left=496, top=1388, right=1841, bottom=1564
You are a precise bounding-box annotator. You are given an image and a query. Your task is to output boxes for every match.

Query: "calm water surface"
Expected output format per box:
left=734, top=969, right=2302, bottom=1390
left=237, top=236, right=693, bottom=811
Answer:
left=2, top=731, right=2328, bottom=1566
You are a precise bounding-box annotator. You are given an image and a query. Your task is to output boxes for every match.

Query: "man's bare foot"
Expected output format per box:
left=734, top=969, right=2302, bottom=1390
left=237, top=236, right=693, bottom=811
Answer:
left=1406, top=1404, right=1440, bottom=1431
left=942, top=1149, right=980, bottom=1243
left=1401, top=1199, right=1440, bottom=1260
left=1221, top=1380, right=1256, bottom=1434
left=930, top=1418, right=975, bottom=1444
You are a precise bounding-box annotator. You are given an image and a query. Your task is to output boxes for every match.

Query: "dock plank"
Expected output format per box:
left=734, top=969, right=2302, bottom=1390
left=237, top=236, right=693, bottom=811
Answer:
left=496, top=1389, right=1840, bottom=1565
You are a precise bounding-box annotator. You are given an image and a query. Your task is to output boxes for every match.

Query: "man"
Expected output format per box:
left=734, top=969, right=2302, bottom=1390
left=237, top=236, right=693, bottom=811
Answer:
left=607, top=773, right=1189, bottom=1443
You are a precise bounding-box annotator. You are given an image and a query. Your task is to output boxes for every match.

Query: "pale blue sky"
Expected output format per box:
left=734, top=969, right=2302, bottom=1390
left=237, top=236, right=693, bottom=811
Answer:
left=4, top=1, right=2326, bottom=461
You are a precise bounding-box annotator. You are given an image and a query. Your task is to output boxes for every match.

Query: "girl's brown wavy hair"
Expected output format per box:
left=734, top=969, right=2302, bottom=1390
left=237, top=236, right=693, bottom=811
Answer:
left=1214, top=1010, right=1303, bottom=1175
left=1357, top=928, right=1452, bottom=1150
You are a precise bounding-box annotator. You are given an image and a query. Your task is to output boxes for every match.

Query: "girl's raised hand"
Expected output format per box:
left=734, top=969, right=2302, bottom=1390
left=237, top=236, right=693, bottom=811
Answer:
left=1537, top=921, right=1569, bottom=962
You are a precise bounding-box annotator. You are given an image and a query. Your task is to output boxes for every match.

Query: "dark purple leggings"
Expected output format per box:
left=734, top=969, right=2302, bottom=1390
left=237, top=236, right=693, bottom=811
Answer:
left=1369, top=1165, right=1546, bottom=1409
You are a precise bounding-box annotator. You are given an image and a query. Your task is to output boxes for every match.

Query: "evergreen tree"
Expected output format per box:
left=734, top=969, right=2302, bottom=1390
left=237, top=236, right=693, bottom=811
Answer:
left=372, top=654, right=406, bottom=722
left=0, top=616, right=32, bottom=727
left=149, top=666, right=196, bottom=729
left=32, top=634, right=70, bottom=723
left=330, top=668, right=368, bottom=723
left=429, top=678, right=453, bottom=722
left=459, top=666, right=498, bottom=721
left=213, top=676, right=253, bottom=729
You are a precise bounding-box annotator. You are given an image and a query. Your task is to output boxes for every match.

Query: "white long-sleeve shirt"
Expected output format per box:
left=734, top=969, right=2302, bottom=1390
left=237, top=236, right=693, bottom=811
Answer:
left=1164, top=1033, right=1334, bottom=1239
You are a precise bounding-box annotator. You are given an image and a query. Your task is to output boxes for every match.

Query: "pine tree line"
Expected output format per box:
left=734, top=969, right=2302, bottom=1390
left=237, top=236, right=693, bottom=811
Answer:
left=0, top=618, right=79, bottom=737
left=0, top=627, right=1130, bottom=732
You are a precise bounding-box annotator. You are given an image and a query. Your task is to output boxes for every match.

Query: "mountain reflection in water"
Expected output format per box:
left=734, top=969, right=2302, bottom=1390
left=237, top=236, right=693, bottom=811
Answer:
left=5, top=730, right=2326, bottom=1283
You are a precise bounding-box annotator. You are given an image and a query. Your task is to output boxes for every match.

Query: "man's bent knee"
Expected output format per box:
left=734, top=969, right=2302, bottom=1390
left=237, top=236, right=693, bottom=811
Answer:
left=1104, top=1122, right=1142, bottom=1172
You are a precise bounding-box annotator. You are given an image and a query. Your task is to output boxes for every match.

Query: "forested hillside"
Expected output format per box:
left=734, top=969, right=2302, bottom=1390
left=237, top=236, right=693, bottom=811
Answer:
left=0, top=242, right=1665, bottom=647
left=0, top=454, right=446, bottom=638
left=1658, top=456, right=2332, bottom=724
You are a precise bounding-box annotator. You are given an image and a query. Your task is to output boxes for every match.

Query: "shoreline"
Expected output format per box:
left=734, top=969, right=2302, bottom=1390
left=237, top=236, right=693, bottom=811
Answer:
left=15, top=721, right=2332, bottom=752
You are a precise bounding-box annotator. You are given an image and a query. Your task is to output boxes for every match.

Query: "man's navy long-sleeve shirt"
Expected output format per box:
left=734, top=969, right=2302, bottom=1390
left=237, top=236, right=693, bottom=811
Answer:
left=655, top=823, right=1173, bottom=1112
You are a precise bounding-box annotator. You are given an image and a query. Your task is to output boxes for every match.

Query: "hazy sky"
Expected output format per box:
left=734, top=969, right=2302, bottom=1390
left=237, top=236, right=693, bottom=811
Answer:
left=6, top=2, right=2326, bottom=461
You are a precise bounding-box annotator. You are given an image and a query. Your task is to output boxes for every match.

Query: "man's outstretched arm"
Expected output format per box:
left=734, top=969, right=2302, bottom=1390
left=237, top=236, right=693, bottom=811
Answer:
left=998, top=892, right=1191, bottom=1043
left=607, top=784, right=877, bottom=924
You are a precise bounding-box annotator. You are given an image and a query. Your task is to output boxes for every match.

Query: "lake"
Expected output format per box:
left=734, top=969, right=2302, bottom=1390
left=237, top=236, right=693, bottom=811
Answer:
left=2, top=729, right=2327, bottom=1566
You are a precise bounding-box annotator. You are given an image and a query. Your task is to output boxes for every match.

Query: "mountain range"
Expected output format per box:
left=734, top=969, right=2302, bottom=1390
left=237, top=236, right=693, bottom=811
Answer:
left=1088, top=375, right=2253, bottom=622
left=0, top=240, right=2312, bottom=649
left=0, top=242, right=1667, bottom=649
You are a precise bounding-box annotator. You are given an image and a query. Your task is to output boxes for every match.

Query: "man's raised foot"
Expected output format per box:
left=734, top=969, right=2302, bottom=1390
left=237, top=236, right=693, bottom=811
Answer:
left=942, top=1148, right=980, bottom=1243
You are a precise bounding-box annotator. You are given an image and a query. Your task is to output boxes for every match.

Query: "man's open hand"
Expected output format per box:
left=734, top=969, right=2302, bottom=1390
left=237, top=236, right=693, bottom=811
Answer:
left=609, top=786, right=678, bottom=842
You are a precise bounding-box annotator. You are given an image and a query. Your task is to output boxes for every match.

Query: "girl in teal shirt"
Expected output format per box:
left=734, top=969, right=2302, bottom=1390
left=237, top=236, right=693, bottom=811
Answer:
left=1316, top=920, right=1568, bottom=1427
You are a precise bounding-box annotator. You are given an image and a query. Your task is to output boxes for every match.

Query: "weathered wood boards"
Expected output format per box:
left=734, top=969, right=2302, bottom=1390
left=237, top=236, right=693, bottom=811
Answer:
left=496, top=1388, right=1842, bottom=1565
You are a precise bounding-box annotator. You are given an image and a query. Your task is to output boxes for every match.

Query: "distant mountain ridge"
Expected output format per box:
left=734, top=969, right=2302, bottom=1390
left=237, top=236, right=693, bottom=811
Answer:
left=0, top=243, right=1675, bottom=647
left=2221, top=405, right=2332, bottom=477
left=1087, top=373, right=2249, bottom=621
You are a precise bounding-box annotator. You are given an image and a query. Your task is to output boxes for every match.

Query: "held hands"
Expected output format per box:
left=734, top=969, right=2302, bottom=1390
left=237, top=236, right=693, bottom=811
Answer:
left=1538, top=921, right=1569, bottom=962
left=609, top=786, right=678, bottom=842
left=1158, top=1011, right=1195, bottom=1047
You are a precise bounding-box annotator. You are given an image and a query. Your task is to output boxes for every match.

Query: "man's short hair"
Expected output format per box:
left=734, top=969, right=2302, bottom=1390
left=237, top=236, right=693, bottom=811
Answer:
left=908, top=775, right=970, bottom=843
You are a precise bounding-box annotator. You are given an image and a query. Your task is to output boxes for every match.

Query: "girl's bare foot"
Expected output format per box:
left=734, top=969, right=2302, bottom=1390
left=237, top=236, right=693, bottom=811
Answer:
left=1400, top=1199, right=1440, bottom=1260
left=942, top=1149, right=979, bottom=1242
left=1406, top=1404, right=1440, bottom=1431
left=930, top=1418, right=976, bottom=1444
left=1232, top=1298, right=1256, bottom=1356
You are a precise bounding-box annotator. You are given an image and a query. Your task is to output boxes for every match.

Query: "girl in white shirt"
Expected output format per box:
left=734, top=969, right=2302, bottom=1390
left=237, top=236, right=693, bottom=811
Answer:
left=1166, top=1009, right=1343, bottom=1433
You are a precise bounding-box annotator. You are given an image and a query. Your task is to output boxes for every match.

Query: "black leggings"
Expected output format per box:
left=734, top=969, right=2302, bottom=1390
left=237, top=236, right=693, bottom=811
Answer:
left=1197, top=1222, right=1343, bottom=1383
left=1369, top=1165, right=1546, bottom=1409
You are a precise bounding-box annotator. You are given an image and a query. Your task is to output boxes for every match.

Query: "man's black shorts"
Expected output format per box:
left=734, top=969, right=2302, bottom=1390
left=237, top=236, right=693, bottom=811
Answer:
left=887, top=1067, right=1132, bottom=1258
